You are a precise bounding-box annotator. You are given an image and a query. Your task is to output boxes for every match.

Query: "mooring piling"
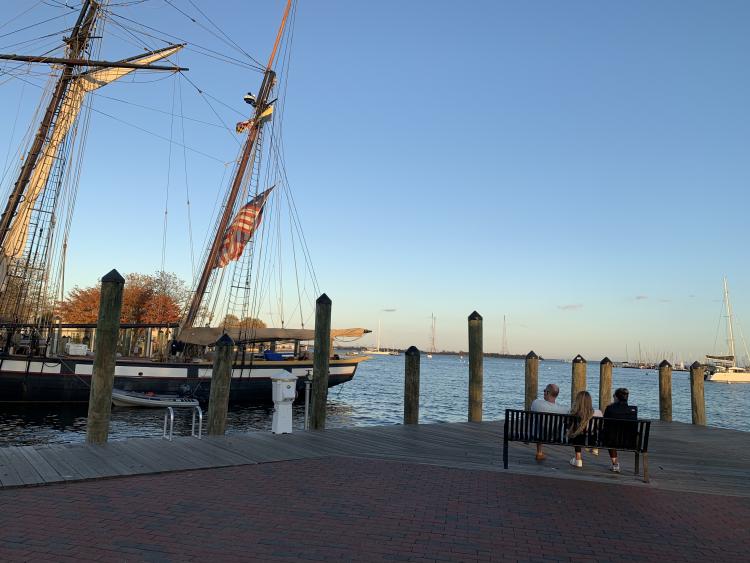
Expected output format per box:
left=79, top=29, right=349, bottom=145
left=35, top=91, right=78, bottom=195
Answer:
left=404, top=346, right=420, bottom=424
left=659, top=360, right=673, bottom=422
left=86, top=269, right=125, bottom=445
left=310, top=293, right=332, bottom=430
left=207, top=333, right=234, bottom=435
left=571, top=354, right=586, bottom=403
left=689, top=361, right=706, bottom=425
left=599, top=357, right=613, bottom=411
left=468, top=311, right=483, bottom=422
left=524, top=350, right=539, bottom=411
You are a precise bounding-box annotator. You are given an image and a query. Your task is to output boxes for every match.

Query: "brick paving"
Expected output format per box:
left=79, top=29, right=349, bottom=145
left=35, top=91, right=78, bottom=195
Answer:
left=0, top=457, right=747, bottom=562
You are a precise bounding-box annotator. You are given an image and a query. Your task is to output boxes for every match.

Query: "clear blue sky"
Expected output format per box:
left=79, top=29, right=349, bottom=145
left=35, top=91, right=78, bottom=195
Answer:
left=1, top=1, right=748, bottom=361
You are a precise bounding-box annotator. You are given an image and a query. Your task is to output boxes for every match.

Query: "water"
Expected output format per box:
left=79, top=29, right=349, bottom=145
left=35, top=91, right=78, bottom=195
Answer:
left=1, top=355, right=748, bottom=446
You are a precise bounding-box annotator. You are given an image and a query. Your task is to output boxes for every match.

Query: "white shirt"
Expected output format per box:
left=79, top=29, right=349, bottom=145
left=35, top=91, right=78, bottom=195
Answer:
left=530, top=398, right=568, bottom=414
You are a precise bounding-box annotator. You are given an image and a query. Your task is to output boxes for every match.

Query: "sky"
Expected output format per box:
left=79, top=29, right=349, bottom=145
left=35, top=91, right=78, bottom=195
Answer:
left=0, top=0, right=749, bottom=362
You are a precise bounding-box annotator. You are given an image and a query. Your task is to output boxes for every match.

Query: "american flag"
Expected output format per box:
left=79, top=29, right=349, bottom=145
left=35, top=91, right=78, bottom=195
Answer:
left=215, top=188, right=273, bottom=269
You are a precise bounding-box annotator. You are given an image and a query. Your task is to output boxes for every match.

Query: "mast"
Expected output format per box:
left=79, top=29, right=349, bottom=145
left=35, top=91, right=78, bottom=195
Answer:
left=430, top=313, right=436, bottom=353
left=724, top=276, right=737, bottom=366
left=0, top=0, right=99, bottom=252
left=500, top=314, right=509, bottom=355
left=181, top=0, right=293, bottom=332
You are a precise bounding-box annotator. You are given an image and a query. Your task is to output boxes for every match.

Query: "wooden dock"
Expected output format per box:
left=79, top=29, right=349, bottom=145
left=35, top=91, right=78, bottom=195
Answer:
left=0, top=420, right=748, bottom=497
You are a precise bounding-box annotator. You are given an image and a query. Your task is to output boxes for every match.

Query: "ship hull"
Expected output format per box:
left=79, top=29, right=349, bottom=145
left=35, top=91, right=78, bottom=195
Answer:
left=0, top=355, right=365, bottom=403
left=705, top=371, right=750, bottom=384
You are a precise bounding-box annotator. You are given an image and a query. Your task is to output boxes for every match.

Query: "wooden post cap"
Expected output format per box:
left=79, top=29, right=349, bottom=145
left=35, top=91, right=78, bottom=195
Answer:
left=101, top=269, right=124, bottom=284
left=659, top=359, right=672, bottom=368
left=406, top=346, right=420, bottom=356
left=316, top=293, right=331, bottom=305
left=526, top=350, right=538, bottom=359
left=690, top=361, right=702, bottom=369
left=600, top=357, right=612, bottom=365
left=468, top=311, right=482, bottom=321
left=216, top=333, right=235, bottom=347
left=573, top=354, right=586, bottom=364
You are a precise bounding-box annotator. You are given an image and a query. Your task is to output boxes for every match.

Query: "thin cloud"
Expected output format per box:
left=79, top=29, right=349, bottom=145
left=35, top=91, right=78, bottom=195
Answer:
left=558, top=304, right=583, bottom=311
left=635, top=295, right=648, bottom=300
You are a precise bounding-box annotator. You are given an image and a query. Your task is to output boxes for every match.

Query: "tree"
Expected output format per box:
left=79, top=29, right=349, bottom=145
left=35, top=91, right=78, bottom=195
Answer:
left=57, top=271, right=188, bottom=324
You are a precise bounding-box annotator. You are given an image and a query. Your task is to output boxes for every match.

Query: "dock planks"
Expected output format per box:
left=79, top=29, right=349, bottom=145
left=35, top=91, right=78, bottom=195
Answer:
left=0, top=420, right=748, bottom=497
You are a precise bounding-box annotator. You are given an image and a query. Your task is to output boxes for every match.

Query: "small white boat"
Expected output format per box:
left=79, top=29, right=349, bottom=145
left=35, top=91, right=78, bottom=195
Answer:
left=112, top=389, right=199, bottom=408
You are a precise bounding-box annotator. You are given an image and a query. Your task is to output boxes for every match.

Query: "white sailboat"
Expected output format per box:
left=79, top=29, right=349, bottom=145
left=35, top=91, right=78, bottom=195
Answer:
left=705, top=277, right=750, bottom=383
left=426, top=313, right=436, bottom=358
left=363, top=319, right=399, bottom=356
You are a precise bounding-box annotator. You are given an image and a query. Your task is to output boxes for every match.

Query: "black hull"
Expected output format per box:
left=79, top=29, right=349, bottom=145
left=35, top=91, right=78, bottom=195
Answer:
left=0, top=356, right=357, bottom=404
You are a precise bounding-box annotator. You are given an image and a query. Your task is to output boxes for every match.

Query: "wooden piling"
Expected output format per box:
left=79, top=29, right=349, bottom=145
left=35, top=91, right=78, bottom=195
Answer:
left=599, top=357, right=613, bottom=412
left=310, top=293, right=332, bottom=430
left=468, top=311, right=483, bottom=422
left=659, top=359, right=673, bottom=422
left=689, top=361, right=706, bottom=426
left=571, top=354, right=586, bottom=403
left=86, top=269, right=124, bottom=445
left=404, top=346, right=420, bottom=425
left=207, top=333, right=234, bottom=435
left=524, top=351, right=539, bottom=411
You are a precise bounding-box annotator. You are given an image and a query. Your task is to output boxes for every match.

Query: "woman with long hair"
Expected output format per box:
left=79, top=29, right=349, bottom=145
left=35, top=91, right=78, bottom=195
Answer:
left=568, top=391, right=603, bottom=468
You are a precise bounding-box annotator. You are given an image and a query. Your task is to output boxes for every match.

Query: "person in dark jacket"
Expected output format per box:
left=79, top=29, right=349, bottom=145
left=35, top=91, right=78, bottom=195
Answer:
left=603, top=387, right=637, bottom=473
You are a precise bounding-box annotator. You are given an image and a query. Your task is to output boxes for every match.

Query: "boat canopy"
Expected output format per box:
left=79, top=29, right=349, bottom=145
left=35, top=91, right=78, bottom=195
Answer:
left=178, top=326, right=370, bottom=346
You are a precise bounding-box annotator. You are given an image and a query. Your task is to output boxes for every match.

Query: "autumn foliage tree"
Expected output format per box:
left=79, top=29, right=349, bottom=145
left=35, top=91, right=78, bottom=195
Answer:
left=57, top=271, right=188, bottom=324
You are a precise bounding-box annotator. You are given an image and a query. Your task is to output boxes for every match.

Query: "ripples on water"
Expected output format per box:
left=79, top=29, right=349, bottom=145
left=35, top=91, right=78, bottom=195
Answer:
left=1, top=355, right=748, bottom=446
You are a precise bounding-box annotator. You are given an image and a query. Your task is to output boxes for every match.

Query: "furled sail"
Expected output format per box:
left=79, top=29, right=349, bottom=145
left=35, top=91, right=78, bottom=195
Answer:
left=179, top=326, right=370, bottom=347
left=2, top=45, right=184, bottom=259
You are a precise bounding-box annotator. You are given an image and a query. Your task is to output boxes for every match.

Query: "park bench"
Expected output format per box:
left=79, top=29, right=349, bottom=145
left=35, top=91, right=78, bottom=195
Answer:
left=503, top=409, right=652, bottom=482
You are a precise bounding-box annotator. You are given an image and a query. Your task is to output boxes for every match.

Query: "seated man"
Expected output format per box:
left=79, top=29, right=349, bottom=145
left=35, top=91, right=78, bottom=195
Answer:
left=603, top=387, right=638, bottom=473
left=530, top=383, right=568, bottom=461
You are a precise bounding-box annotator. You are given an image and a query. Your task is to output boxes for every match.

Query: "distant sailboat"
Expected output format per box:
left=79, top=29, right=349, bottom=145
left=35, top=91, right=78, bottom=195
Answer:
left=363, top=319, right=399, bottom=356
left=427, top=314, right=436, bottom=359
left=705, top=277, right=750, bottom=383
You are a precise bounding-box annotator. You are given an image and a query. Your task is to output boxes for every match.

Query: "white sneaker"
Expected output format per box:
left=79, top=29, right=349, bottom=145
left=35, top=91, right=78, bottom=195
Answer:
left=610, top=462, right=621, bottom=473
left=569, top=458, right=582, bottom=468
left=585, top=447, right=600, bottom=456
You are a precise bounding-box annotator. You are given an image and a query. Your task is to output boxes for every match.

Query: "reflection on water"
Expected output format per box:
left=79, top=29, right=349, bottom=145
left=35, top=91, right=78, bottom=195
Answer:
left=1, top=355, right=748, bottom=446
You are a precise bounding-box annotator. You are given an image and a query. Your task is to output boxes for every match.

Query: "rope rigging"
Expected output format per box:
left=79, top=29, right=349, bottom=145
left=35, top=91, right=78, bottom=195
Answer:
left=0, top=0, right=326, bottom=346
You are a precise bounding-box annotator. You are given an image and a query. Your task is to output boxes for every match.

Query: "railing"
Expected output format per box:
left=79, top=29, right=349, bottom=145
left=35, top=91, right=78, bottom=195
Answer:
left=163, top=405, right=203, bottom=441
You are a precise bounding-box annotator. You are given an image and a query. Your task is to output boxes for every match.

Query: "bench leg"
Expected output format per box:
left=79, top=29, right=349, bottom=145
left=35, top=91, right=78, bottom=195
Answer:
left=642, top=453, right=649, bottom=483
left=503, top=439, right=509, bottom=469
left=634, top=452, right=640, bottom=476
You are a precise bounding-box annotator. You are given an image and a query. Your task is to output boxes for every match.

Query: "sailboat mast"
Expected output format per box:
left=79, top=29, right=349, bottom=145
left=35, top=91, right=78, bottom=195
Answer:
left=182, top=0, right=293, bottom=332
left=0, top=0, right=99, bottom=251
left=724, top=276, right=737, bottom=366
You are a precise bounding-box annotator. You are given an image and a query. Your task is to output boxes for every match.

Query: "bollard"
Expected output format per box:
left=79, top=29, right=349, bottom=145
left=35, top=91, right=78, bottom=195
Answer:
left=571, top=354, right=586, bottom=404
left=524, top=351, right=539, bottom=411
left=659, top=360, right=673, bottom=422
left=310, top=293, right=332, bottom=430
left=599, top=357, right=613, bottom=412
left=404, top=346, right=420, bottom=424
left=207, top=333, right=234, bottom=435
left=86, top=269, right=125, bottom=445
left=689, top=361, right=706, bottom=426
left=468, top=311, right=483, bottom=422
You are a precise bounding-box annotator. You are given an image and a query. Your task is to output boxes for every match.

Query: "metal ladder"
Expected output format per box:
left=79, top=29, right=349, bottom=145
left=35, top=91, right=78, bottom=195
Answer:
left=162, top=405, right=203, bottom=441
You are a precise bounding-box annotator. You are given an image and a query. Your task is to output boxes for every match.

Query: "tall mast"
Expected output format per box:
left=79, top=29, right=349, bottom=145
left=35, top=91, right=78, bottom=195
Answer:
left=0, top=0, right=99, bottom=252
left=182, top=0, right=293, bottom=332
left=724, top=276, right=736, bottom=366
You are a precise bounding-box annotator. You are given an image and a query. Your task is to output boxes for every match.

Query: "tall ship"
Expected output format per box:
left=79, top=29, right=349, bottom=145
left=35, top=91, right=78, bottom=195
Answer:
left=0, top=0, right=369, bottom=403
left=705, top=277, right=750, bottom=383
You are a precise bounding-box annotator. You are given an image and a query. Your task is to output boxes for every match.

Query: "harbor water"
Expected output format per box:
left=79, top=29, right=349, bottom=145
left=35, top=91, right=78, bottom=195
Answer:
left=1, top=355, right=748, bottom=446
